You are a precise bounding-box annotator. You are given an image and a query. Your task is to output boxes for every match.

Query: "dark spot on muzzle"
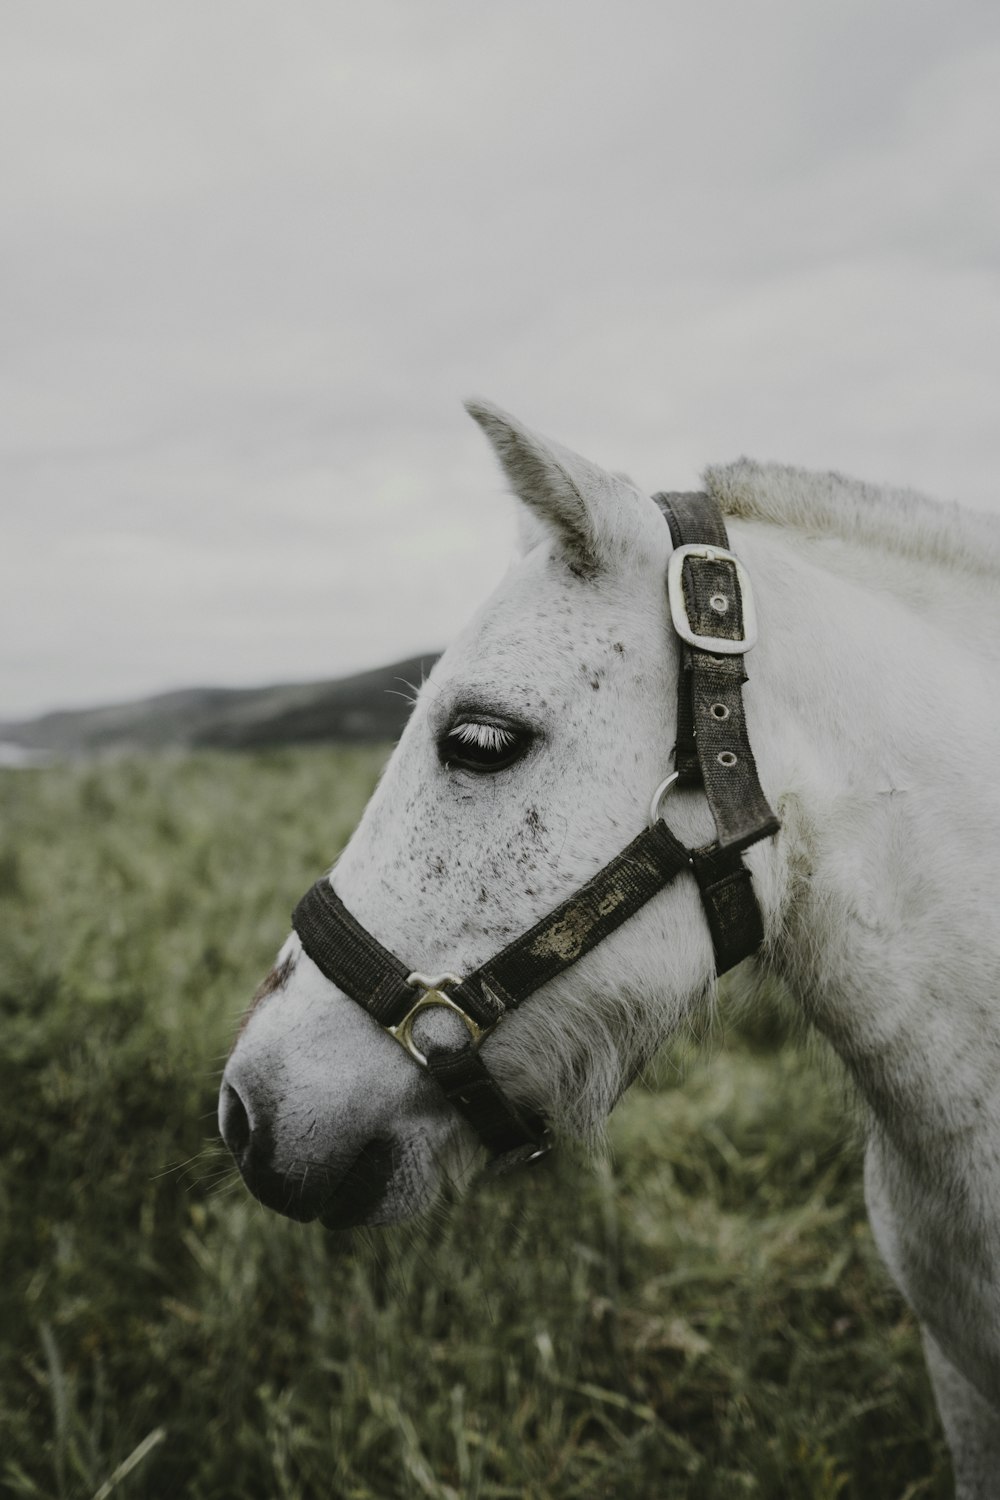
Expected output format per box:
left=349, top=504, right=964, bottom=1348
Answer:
left=219, top=1079, right=395, bottom=1227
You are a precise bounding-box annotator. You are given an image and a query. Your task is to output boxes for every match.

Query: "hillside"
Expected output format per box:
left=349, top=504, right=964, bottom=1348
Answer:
left=0, top=654, right=439, bottom=756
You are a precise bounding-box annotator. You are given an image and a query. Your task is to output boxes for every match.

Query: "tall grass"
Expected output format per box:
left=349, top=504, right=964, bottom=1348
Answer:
left=0, top=751, right=949, bottom=1498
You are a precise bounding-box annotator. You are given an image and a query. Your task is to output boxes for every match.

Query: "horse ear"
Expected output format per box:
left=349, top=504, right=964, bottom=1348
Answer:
left=464, top=398, right=657, bottom=575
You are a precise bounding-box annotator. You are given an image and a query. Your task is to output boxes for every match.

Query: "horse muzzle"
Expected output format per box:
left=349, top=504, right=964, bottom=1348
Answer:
left=218, top=960, right=467, bottom=1228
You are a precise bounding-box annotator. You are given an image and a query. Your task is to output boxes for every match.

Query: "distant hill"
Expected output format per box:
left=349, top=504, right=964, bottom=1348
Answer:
left=0, top=654, right=440, bottom=757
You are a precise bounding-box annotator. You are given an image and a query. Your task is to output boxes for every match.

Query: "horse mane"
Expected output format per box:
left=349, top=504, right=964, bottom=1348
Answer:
left=704, top=457, right=1000, bottom=578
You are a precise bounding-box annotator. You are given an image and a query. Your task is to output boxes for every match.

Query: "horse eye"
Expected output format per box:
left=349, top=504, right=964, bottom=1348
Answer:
left=439, top=719, right=531, bottom=773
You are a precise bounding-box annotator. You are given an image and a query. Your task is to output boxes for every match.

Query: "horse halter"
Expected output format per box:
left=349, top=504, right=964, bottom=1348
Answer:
left=291, top=493, right=780, bottom=1164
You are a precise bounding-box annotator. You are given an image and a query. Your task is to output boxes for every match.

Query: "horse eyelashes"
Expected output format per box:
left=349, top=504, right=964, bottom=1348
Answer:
left=440, top=719, right=529, bottom=772
left=451, top=722, right=516, bottom=753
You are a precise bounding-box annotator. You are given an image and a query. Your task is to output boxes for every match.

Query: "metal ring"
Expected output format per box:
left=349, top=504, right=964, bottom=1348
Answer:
left=648, top=771, right=680, bottom=828
left=392, top=975, right=478, bottom=1068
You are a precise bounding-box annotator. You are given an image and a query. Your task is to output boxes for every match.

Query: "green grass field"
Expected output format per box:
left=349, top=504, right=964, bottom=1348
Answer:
left=0, top=751, right=951, bottom=1499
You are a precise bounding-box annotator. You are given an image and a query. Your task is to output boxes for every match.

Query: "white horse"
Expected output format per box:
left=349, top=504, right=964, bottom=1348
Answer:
left=220, top=401, right=1000, bottom=1497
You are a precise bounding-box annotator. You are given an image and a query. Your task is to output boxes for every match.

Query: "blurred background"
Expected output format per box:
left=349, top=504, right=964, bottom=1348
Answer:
left=1, top=3, right=997, bottom=1496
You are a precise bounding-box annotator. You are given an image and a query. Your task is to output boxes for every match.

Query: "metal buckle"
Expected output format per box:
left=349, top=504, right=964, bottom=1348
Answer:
left=667, top=544, right=757, bottom=654
left=389, top=972, right=487, bottom=1067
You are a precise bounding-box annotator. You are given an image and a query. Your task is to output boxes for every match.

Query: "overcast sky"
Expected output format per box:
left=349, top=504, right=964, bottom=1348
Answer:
left=2, top=0, right=998, bottom=718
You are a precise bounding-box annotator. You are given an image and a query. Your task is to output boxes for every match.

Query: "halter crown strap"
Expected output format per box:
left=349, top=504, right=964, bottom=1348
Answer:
left=653, top=492, right=779, bottom=971
left=290, top=491, right=779, bottom=1162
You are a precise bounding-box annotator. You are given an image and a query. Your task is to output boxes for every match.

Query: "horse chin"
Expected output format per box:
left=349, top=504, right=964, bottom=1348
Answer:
left=317, top=1169, right=431, bottom=1230
left=316, top=1136, right=447, bottom=1230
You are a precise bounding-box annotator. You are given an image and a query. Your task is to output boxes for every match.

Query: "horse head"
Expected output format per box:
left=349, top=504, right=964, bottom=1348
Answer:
left=219, top=401, right=765, bottom=1227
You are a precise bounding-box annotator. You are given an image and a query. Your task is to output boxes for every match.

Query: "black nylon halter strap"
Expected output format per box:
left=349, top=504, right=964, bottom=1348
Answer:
left=292, top=818, right=692, bottom=1158
left=291, top=878, right=415, bottom=1027
left=456, top=818, right=692, bottom=1015
left=653, top=491, right=779, bottom=972
left=289, top=488, right=779, bottom=1163
left=291, top=882, right=540, bottom=1156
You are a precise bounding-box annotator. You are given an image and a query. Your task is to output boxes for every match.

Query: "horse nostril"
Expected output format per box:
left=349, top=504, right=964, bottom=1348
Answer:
left=218, top=1076, right=400, bottom=1225
left=219, top=1080, right=252, bottom=1159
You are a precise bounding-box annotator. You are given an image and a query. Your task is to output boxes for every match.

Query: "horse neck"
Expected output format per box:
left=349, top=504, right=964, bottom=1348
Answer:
left=733, top=518, right=1000, bottom=1153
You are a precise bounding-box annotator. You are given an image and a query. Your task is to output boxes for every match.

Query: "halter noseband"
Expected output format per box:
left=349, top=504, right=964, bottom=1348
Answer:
left=291, top=494, right=780, bottom=1165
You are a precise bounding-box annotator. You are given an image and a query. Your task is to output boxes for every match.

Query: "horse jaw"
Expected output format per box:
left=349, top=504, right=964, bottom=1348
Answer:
left=221, top=400, right=718, bottom=1228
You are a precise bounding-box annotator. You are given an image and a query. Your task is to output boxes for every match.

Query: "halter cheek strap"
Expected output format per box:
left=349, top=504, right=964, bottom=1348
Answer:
left=290, top=494, right=779, bottom=1163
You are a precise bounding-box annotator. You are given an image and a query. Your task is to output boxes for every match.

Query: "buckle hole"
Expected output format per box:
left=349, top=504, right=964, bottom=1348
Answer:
left=717, top=750, right=738, bottom=767
left=709, top=593, right=729, bottom=614
left=710, top=703, right=730, bottom=720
